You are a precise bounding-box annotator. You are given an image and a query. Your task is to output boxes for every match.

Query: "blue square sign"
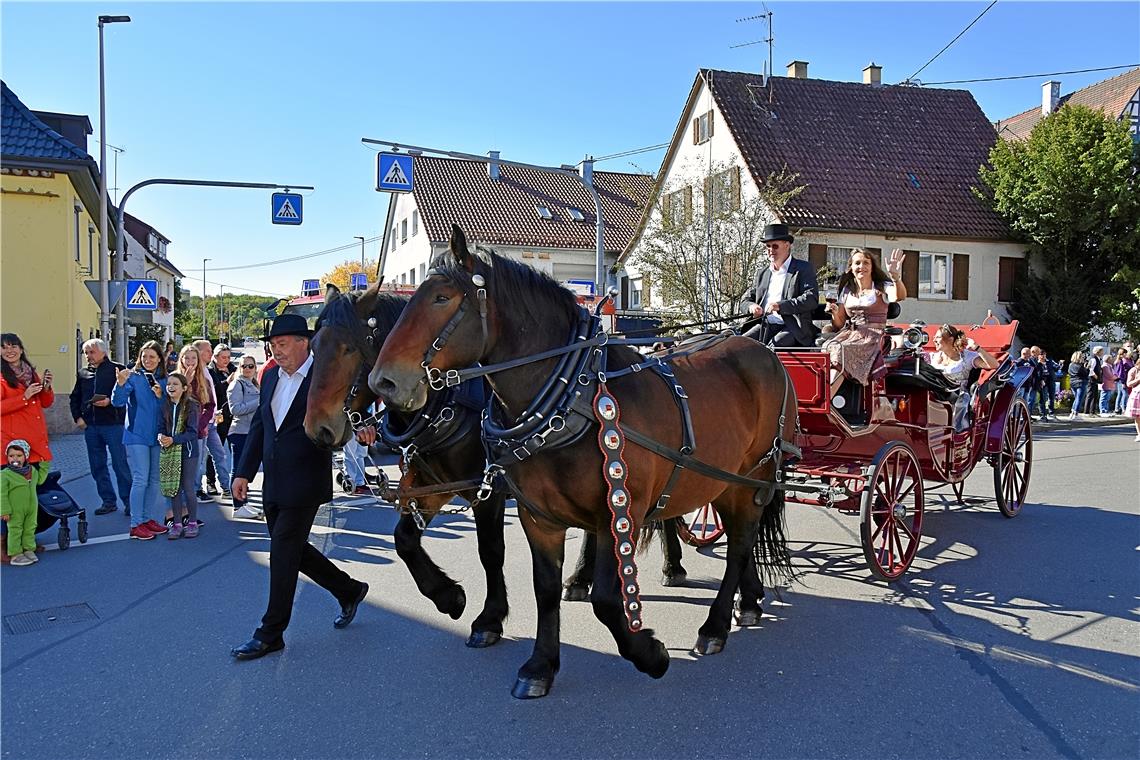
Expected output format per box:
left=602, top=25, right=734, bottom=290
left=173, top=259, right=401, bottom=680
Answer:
left=125, top=279, right=158, bottom=310
left=376, top=153, right=414, bottom=193
left=272, top=193, right=303, bottom=225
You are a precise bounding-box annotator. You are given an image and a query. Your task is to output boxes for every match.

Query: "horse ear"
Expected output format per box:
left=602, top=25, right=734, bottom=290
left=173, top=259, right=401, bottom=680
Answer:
left=325, top=283, right=341, bottom=301
left=450, top=225, right=474, bottom=271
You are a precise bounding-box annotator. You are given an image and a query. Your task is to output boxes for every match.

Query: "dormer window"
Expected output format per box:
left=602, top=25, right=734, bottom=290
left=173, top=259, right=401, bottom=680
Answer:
left=535, top=204, right=554, bottom=221
left=567, top=208, right=586, bottom=222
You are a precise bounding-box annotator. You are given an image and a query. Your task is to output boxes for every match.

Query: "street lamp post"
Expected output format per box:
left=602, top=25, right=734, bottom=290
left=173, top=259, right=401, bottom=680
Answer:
left=202, top=258, right=211, bottom=340
left=354, top=235, right=365, bottom=287
left=97, top=14, right=130, bottom=350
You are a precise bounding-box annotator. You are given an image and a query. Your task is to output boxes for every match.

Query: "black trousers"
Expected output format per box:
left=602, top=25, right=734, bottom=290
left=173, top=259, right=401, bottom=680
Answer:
left=254, top=501, right=359, bottom=643
left=743, top=320, right=805, bottom=347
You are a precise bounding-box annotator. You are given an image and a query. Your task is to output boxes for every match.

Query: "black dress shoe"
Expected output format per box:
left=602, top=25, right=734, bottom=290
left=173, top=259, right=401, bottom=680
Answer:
left=230, top=638, right=284, bottom=660
left=94, top=504, right=117, bottom=515
left=334, top=582, right=369, bottom=629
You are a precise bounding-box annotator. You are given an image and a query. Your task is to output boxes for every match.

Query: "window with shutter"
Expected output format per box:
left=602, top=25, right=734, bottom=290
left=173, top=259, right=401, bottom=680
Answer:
left=952, top=254, right=969, bottom=300
left=997, top=257, right=1027, bottom=302
left=918, top=252, right=951, bottom=299
left=693, top=110, right=713, bottom=144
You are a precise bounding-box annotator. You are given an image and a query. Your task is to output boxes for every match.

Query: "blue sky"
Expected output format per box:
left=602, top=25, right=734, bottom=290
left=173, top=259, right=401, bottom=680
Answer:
left=3, top=1, right=1138, bottom=300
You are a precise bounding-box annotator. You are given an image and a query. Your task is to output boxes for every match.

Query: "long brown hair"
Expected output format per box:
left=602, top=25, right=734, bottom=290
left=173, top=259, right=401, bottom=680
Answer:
left=1, top=332, right=36, bottom=389
left=135, top=340, right=167, bottom=379
left=836, top=248, right=892, bottom=298
left=177, top=345, right=211, bottom=405
left=165, top=372, right=194, bottom=433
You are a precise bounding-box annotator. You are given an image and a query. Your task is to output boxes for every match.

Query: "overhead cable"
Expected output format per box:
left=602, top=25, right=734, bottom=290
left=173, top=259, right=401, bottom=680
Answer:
left=208, top=235, right=383, bottom=272
left=902, top=0, right=999, bottom=85
left=919, top=64, right=1140, bottom=86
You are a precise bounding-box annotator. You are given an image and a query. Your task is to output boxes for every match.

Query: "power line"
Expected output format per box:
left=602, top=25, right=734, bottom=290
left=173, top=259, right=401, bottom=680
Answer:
left=208, top=235, right=383, bottom=272
left=594, top=142, right=670, bottom=163
left=902, top=0, right=999, bottom=85
left=919, top=64, right=1139, bottom=86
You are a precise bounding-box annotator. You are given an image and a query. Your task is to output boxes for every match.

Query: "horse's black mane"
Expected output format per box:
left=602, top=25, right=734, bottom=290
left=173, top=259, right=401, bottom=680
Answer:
left=316, top=288, right=409, bottom=336
left=431, top=245, right=579, bottom=325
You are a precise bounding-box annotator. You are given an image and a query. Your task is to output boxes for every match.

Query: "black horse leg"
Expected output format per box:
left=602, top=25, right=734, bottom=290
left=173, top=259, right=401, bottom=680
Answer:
left=734, top=544, right=765, bottom=627
left=589, top=527, right=670, bottom=679
left=695, top=509, right=757, bottom=655
left=660, top=517, right=688, bottom=586
left=562, top=529, right=595, bottom=601
left=467, top=493, right=509, bottom=648
left=393, top=513, right=467, bottom=620
left=512, top=522, right=567, bottom=700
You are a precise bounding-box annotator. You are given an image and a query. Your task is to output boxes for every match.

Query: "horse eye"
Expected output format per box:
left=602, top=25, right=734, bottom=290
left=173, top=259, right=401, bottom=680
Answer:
left=433, top=294, right=450, bottom=305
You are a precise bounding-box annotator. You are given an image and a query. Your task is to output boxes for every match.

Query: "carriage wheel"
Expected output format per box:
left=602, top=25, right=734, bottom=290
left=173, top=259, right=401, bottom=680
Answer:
left=57, top=526, right=71, bottom=551
left=78, top=519, right=89, bottom=544
left=993, top=398, right=1032, bottom=518
left=677, top=504, right=724, bottom=547
left=860, top=442, right=924, bottom=582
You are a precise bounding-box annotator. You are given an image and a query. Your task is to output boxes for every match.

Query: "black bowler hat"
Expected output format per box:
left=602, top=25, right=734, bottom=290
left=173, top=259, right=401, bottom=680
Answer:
left=260, top=314, right=312, bottom=341
left=760, top=223, right=794, bottom=243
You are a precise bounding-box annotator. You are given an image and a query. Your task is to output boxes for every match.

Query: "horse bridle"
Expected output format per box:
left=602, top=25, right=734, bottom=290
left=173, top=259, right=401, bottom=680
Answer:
left=421, top=270, right=489, bottom=391
left=335, top=312, right=386, bottom=433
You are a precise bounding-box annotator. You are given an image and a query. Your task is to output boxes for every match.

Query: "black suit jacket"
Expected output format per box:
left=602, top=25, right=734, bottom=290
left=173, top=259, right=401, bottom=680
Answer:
left=235, top=362, right=332, bottom=509
left=739, top=257, right=819, bottom=346
left=69, top=359, right=127, bottom=426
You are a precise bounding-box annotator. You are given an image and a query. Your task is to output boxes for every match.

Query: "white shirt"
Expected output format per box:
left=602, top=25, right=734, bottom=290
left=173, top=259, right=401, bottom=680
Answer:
left=270, top=353, right=313, bottom=429
left=929, top=348, right=980, bottom=389
left=764, top=260, right=789, bottom=325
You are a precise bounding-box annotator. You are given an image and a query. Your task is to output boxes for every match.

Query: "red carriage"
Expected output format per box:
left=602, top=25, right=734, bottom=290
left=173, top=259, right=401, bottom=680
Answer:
left=679, top=315, right=1034, bottom=581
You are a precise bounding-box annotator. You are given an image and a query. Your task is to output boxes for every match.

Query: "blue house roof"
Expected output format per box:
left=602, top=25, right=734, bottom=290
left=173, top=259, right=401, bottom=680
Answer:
left=1, top=80, right=92, bottom=163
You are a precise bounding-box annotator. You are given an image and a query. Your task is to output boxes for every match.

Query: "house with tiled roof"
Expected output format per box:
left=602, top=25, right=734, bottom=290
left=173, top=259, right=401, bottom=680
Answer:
left=379, top=155, right=652, bottom=294
left=618, top=64, right=1029, bottom=327
left=1, top=80, right=119, bottom=431
left=994, top=67, right=1140, bottom=142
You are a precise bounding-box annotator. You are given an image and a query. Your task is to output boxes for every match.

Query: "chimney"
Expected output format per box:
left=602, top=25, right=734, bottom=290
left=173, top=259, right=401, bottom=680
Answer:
left=487, top=150, right=500, bottom=180
left=1041, top=81, right=1061, bottom=116
left=578, top=156, right=594, bottom=185
left=863, top=62, right=882, bottom=86
left=786, top=60, right=809, bottom=79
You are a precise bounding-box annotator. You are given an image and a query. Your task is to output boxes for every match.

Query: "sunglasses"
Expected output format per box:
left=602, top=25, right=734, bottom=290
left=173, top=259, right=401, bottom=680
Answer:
left=241, top=363, right=256, bottom=369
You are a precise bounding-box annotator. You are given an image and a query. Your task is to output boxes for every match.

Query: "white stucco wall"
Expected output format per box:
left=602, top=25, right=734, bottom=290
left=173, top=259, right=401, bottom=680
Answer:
left=380, top=193, right=433, bottom=286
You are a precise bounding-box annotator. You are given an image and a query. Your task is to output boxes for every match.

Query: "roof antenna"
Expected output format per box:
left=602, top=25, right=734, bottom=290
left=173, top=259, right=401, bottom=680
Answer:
left=732, top=6, right=774, bottom=102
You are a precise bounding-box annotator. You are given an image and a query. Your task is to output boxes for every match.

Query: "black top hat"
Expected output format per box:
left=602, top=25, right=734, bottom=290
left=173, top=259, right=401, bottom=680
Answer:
left=760, top=223, right=794, bottom=243
left=260, top=314, right=312, bottom=341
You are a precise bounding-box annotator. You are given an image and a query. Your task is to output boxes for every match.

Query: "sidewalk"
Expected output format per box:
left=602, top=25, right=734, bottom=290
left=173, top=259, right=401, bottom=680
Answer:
left=1027, top=412, right=1135, bottom=434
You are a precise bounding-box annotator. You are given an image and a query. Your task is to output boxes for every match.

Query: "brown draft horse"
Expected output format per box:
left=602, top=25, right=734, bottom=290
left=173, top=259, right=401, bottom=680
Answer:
left=303, top=283, right=509, bottom=647
left=302, top=283, right=687, bottom=646
left=370, top=226, right=795, bottom=699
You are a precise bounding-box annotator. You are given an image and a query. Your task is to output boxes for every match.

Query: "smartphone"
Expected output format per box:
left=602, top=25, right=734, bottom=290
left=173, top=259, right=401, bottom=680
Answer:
left=90, top=393, right=109, bottom=403
left=144, top=372, right=157, bottom=387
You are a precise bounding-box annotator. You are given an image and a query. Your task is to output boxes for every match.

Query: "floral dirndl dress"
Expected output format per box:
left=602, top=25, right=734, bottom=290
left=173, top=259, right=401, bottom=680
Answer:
left=824, top=287, right=890, bottom=385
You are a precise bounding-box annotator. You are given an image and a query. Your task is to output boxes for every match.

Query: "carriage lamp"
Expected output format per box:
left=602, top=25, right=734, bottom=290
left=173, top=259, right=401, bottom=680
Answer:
left=902, top=326, right=929, bottom=351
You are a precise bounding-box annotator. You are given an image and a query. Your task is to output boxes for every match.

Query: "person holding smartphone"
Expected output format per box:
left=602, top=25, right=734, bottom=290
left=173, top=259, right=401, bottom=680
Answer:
left=111, top=340, right=169, bottom=540
left=1, top=333, right=54, bottom=472
left=69, top=339, right=131, bottom=516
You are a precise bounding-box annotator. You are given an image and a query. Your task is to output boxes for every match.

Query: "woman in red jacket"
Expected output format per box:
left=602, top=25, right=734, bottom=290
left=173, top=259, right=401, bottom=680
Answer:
left=1, top=333, right=54, bottom=464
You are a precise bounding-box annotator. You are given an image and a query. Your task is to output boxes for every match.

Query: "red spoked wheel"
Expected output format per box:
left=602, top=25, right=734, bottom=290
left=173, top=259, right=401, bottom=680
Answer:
left=677, top=503, right=725, bottom=547
left=993, top=398, right=1032, bottom=518
left=860, top=442, right=925, bottom=582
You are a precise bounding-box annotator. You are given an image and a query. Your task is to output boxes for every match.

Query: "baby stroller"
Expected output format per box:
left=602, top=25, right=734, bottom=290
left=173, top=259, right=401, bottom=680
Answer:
left=36, top=471, right=88, bottom=550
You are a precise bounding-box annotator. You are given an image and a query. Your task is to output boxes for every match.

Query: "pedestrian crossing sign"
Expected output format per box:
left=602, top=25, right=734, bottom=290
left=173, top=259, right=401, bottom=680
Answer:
left=376, top=152, right=414, bottom=193
left=125, top=279, right=158, bottom=310
left=272, top=192, right=303, bottom=226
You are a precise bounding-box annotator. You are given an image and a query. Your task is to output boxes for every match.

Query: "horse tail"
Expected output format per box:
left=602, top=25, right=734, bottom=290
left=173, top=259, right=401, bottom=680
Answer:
left=636, top=518, right=665, bottom=556
left=753, top=366, right=798, bottom=585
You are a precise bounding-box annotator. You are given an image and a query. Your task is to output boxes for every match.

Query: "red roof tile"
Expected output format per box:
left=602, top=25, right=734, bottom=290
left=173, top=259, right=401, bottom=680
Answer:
left=707, top=70, right=1008, bottom=240
left=411, top=156, right=653, bottom=253
left=994, top=67, right=1140, bottom=141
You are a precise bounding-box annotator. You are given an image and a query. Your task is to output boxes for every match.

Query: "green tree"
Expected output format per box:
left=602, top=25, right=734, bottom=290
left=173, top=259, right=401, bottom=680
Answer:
left=632, top=164, right=806, bottom=326
left=978, top=105, right=1140, bottom=354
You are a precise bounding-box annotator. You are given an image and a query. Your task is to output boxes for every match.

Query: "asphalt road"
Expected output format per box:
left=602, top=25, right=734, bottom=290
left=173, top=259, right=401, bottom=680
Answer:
left=1, top=423, right=1137, bottom=759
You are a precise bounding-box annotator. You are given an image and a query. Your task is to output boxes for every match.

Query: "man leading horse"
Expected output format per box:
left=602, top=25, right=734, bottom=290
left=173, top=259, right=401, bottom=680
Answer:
left=740, top=223, right=819, bottom=348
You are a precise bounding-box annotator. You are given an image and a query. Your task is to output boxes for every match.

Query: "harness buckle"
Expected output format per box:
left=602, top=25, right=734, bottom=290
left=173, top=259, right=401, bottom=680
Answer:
left=431, top=337, right=445, bottom=353
left=475, top=464, right=502, bottom=502
left=578, top=373, right=591, bottom=386
left=598, top=371, right=607, bottom=383
left=674, top=385, right=688, bottom=399
left=444, top=369, right=461, bottom=387
left=548, top=415, right=566, bottom=432
left=631, top=363, right=643, bottom=373
left=409, top=501, right=426, bottom=531
left=512, top=446, right=531, bottom=461
left=424, top=364, right=445, bottom=391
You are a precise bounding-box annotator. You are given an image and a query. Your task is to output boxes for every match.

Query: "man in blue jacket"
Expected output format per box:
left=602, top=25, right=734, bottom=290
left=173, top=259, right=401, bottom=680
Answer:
left=69, top=339, right=131, bottom=516
left=230, top=315, right=368, bottom=660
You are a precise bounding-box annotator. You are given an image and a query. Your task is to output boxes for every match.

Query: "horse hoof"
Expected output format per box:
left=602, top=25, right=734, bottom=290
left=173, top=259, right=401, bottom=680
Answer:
left=643, top=640, right=670, bottom=679
left=661, top=572, right=688, bottom=587
left=511, top=676, right=553, bottom=699
left=465, top=630, right=502, bottom=649
left=735, top=608, right=763, bottom=627
left=562, top=584, right=590, bottom=602
left=693, top=635, right=725, bottom=656
left=435, top=586, right=466, bottom=620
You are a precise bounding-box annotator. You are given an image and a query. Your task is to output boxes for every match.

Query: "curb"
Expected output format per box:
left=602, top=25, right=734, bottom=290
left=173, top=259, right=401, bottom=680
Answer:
left=1029, top=415, right=1133, bottom=433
